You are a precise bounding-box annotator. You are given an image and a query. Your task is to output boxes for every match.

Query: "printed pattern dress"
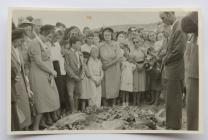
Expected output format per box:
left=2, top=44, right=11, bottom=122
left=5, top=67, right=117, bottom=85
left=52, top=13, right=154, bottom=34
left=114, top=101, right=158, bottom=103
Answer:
left=88, top=57, right=103, bottom=107
left=99, top=41, right=121, bottom=99
left=120, top=58, right=136, bottom=92
left=79, top=64, right=92, bottom=100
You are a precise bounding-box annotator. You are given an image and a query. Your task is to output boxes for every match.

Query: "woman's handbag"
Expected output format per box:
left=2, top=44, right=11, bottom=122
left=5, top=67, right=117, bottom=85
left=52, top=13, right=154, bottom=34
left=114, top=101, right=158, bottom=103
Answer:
left=29, top=96, right=37, bottom=117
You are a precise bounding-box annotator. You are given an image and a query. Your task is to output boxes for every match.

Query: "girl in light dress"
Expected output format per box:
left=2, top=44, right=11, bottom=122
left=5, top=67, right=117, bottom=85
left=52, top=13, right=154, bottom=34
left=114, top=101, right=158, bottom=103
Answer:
left=79, top=51, right=92, bottom=111
left=88, top=47, right=104, bottom=107
left=120, top=44, right=136, bottom=106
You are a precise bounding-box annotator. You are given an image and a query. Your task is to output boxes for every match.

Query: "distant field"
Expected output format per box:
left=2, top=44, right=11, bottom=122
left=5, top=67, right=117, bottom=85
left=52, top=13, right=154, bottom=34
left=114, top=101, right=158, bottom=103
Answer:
left=93, top=22, right=159, bottom=32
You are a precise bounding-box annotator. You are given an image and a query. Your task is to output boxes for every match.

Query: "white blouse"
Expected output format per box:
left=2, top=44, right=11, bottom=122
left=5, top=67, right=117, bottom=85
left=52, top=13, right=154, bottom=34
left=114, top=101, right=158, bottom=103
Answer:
left=50, top=42, right=66, bottom=75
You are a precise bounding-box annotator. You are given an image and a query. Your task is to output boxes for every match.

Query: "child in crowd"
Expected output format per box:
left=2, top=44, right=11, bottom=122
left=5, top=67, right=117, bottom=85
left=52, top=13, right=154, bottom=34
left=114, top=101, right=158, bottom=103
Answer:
left=145, top=47, right=161, bottom=105
left=88, top=47, right=104, bottom=107
left=79, top=51, right=92, bottom=111
left=64, top=36, right=83, bottom=113
left=93, top=32, right=101, bottom=47
left=51, top=28, right=68, bottom=117
left=81, top=32, right=96, bottom=53
left=120, top=44, right=136, bottom=106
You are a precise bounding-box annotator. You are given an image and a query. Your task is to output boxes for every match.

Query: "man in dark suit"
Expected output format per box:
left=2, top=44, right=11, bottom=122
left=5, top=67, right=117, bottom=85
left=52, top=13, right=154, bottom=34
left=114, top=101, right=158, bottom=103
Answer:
left=64, top=36, right=83, bottom=113
left=160, top=12, right=187, bottom=130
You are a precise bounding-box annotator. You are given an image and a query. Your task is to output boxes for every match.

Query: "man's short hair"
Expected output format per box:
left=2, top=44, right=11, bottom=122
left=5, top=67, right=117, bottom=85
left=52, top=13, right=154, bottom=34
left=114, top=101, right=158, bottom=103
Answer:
left=160, top=11, right=175, bottom=17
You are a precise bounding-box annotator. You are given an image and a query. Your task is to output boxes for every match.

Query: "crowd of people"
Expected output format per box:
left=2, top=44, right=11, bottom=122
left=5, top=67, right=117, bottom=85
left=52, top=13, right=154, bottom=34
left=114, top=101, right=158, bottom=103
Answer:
left=11, top=11, right=198, bottom=131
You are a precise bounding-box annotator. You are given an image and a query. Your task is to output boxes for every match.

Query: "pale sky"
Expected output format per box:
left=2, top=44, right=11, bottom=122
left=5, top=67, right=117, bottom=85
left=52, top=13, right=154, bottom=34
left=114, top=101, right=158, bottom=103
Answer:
left=12, top=9, right=189, bottom=30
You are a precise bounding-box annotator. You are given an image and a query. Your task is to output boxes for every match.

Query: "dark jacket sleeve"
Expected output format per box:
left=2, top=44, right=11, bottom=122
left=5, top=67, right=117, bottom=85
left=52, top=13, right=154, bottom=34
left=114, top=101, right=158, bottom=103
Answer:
left=11, top=59, right=18, bottom=103
left=164, top=30, right=187, bottom=65
left=64, top=53, right=79, bottom=80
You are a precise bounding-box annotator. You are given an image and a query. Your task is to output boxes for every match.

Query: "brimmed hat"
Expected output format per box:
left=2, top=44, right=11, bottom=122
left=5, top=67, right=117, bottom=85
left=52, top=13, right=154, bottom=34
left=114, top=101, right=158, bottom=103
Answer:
left=19, top=19, right=34, bottom=27
left=12, top=29, right=25, bottom=41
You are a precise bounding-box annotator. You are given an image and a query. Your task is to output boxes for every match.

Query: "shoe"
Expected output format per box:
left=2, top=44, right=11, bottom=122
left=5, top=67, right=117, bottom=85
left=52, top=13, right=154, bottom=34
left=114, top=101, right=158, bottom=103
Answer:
left=46, top=119, right=53, bottom=126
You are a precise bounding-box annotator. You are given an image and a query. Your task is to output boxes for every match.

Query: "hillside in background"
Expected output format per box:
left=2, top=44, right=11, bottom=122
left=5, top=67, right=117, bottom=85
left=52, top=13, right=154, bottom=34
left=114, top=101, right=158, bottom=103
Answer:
left=93, top=22, right=159, bottom=32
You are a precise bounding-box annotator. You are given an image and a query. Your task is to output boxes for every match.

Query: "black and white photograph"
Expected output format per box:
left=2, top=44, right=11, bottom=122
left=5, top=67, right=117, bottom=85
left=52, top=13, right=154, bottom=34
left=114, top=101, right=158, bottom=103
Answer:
left=8, top=8, right=201, bottom=134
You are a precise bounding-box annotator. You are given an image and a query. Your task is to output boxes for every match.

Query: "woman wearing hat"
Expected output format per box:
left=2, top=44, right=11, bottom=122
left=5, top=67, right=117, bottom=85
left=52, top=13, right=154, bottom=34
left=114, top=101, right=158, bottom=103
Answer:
left=99, top=27, right=122, bottom=106
left=11, top=29, right=32, bottom=130
left=181, top=12, right=199, bottom=130
left=18, top=19, right=35, bottom=78
left=19, top=19, right=35, bottom=39
left=28, top=25, right=60, bottom=130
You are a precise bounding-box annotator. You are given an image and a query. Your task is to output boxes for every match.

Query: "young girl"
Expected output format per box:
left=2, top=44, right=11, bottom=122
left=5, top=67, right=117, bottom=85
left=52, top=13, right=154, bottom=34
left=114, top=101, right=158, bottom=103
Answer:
left=120, top=44, right=136, bottom=106
left=79, top=51, right=92, bottom=111
left=88, top=47, right=104, bottom=107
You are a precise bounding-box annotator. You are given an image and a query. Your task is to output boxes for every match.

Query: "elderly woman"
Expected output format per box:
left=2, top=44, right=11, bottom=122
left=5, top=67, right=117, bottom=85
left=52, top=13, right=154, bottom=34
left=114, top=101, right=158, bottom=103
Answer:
left=130, top=37, right=146, bottom=106
left=99, top=27, right=122, bottom=106
left=28, top=25, right=60, bottom=130
left=11, top=29, right=32, bottom=130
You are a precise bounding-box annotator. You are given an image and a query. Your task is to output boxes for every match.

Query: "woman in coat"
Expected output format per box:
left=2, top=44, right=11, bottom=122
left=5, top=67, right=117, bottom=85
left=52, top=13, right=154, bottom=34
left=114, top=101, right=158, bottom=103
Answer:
left=28, top=25, right=60, bottom=130
left=11, top=29, right=32, bottom=130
